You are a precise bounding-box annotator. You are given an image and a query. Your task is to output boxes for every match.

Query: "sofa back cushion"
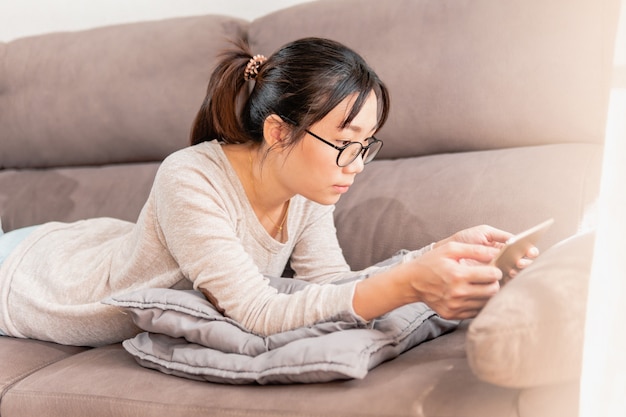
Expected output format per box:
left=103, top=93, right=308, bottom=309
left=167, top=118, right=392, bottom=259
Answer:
left=0, top=15, right=247, bottom=170
left=249, top=0, right=618, bottom=159
left=1, top=0, right=617, bottom=167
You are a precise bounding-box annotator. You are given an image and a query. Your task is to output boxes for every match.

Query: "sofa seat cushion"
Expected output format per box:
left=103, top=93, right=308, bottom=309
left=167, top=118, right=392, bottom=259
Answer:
left=0, top=337, right=86, bottom=400
left=1, top=324, right=524, bottom=417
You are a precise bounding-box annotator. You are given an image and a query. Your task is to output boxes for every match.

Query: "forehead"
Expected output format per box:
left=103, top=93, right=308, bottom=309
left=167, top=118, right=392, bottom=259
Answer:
left=325, top=92, right=379, bottom=133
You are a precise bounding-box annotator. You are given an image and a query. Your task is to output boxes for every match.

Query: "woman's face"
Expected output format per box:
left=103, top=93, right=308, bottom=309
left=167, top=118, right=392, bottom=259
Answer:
left=278, top=92, right=379, bottom=205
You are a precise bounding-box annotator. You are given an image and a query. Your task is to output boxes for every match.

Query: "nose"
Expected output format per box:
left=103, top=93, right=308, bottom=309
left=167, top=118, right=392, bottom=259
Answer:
left=342, top=154, right=365, bottom=174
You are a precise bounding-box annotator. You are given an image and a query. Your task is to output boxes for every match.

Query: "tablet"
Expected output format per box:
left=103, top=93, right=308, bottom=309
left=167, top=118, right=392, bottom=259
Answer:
left=491, top=218, right=554, bottom=280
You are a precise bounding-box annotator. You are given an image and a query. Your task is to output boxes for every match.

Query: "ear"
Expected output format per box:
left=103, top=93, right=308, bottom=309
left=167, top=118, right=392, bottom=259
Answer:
left=263, top=114, right=290, bottom=147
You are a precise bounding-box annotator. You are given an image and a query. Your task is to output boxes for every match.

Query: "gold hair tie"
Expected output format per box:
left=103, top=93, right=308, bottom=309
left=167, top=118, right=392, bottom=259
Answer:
left=244, top=54, right=267, bottom=81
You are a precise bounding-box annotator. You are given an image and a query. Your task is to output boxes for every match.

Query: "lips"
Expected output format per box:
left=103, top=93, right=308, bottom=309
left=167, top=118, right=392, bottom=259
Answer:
left=333, top=184, right=351, bottom=194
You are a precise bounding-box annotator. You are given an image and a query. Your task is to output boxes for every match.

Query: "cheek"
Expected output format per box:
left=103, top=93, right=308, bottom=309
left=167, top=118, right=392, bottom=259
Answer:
left=286, top=142, right=337, bottom=189
left=302, top=137, right=340, bottom=169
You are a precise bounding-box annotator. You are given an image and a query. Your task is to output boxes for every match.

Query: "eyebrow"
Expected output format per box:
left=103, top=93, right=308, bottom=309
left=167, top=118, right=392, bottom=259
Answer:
left=341, top=124, right=376, bottom=135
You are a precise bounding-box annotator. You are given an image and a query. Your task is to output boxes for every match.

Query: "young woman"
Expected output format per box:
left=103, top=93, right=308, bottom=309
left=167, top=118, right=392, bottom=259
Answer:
left=0, top=37, right=535, bottom=346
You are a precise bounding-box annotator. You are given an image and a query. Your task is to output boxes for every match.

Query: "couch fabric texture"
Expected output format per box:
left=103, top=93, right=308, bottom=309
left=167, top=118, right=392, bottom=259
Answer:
left=0, top=0, right=620, bottom=416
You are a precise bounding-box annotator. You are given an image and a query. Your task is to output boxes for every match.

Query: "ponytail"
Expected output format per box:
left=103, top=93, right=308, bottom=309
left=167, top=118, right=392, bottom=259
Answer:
left=190, top=39, right=255, bottom=146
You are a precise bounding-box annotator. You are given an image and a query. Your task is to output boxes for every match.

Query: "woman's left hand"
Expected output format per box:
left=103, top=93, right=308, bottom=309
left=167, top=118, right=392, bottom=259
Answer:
left=434, top=224, right=539, bottom=277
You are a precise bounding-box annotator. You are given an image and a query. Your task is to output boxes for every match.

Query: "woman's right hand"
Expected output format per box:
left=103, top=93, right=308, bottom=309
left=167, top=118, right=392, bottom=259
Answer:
left=353, top=241, right=503, bottom=322
left=406, top=241, right=503, bottom=319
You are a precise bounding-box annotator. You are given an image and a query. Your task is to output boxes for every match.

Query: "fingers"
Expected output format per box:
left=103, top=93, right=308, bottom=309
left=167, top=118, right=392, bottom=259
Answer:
left=431, top=282, right=501, bottom=320
left=435, top=242, right=503, bottom=284
left=412, top=242, right=507, bottom=320
left=442, top=241, right=500, bottom=264
left=526, top=246, right=540, bottom=259
left=502, top=249, right=539, bottom=280
left=446, top=240, right=540, bottom=280
left=480, top=225, right=514, bottom=245
left=509, top=247, right=540, bottom=274
left=430, top=267, right=501, bottom=319
left=516, top=257, right=533, bottom=269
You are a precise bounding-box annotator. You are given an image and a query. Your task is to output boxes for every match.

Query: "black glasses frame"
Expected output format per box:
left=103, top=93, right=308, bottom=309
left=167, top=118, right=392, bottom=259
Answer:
left=304, top=129, right=383, bottom=167
left=278, top=114, right=383, bottom=167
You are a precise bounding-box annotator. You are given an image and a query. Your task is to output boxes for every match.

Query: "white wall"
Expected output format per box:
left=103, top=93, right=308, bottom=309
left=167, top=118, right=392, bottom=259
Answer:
left=0, top=0, right=312, bottom=42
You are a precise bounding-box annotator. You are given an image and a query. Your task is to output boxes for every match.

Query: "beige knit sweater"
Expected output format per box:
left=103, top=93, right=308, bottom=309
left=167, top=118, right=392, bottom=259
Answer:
left=1, top=141, right=430, bottom=347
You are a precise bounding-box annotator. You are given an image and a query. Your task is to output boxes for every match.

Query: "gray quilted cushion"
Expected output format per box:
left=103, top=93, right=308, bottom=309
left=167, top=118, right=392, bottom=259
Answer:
left=105, top=277, right=458, bottom=384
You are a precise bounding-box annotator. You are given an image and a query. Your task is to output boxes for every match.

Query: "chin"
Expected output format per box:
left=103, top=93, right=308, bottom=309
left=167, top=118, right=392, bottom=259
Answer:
left=306, top=193, right=342, bottom=206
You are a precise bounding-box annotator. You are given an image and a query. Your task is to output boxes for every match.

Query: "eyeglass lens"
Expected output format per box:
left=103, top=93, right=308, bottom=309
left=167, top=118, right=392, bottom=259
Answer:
left=337, top=140, right=382, bottom=167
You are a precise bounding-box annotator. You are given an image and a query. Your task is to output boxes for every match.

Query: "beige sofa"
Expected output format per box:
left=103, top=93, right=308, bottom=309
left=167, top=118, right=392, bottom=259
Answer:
left=0, top=0, right=620, bottom=415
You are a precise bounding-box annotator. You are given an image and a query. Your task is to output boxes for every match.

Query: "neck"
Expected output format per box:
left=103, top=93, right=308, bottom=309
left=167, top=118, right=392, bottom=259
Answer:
left=246, top=147, right=291, bottom=238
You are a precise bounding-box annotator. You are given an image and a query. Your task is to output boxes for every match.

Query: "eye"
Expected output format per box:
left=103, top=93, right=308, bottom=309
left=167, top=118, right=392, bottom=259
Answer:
left=337, top=140, right=353, bottom=147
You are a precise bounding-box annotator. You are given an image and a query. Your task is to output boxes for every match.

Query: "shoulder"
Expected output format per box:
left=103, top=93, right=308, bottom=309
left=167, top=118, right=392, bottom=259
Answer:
left=159, top=141, right=223, bottom=172
left=154, top=141, right=231, bottom=185
left=149, top=141, right=240, bottom=205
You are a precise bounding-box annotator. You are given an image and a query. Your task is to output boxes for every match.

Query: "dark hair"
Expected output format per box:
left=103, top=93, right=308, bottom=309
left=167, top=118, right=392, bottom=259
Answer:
left=190, top=37, right=390, bottom=149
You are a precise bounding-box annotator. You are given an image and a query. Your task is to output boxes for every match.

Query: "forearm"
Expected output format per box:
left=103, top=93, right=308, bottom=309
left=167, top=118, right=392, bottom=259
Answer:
left=352, top=262, right=421, bottom=321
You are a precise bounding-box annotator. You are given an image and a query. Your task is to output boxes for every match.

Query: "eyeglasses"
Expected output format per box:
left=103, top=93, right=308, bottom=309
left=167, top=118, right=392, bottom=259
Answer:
left=304, top=130, right=383, bottom=167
